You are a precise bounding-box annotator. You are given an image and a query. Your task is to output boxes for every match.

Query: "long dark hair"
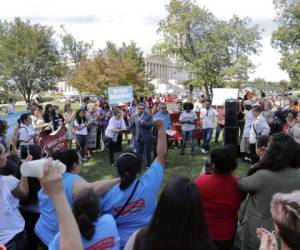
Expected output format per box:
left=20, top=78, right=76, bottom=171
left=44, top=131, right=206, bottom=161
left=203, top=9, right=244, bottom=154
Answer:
left=248, top=133, right=300, bottom=175
left=133, top=177, right=216, bottom=250
left=21, top=144, right=42, bottom=205
left=51, top=149, right=80, bottom=172
left=72, top=188, right=100, bottom=241
left=117, top=151, right=141, bottom=190
left=75, top=109, right=86, bottom=125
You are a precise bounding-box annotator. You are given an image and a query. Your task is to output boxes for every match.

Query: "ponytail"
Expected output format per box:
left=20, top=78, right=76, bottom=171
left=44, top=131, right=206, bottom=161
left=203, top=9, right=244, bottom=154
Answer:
left=77, top=213, right=96, bottom=241
left=120, top=175, right=136, bottom=190
left=72, top=188, right=100, bottom=241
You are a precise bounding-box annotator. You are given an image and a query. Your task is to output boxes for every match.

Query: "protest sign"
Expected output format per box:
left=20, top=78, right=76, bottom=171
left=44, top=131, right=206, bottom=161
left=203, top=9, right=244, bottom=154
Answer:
left=108, top=86, right=133, bottom=105
left=38, top=125, right=68, bottom=155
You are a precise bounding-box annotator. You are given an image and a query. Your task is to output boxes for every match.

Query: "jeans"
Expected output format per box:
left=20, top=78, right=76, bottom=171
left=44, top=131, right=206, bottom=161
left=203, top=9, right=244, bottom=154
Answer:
left=5, top=230, right=27, bottom=250
left=180, top=130, right=195, bottom=154
left=215, top=124, right=224, bottom=144
left=202, top=128, right=213, bottom=151
left=75, top=134, right=87, bottom=158
left=136, top=139, right=153, bottom=168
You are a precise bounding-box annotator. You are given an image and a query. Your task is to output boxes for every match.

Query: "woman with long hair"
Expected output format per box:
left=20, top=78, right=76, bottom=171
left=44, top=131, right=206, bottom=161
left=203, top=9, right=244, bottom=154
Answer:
left=236, top=133, right=300, bottom=250
left=74, top=109, right=88, bottom=160
left=125, top=177, right=216, bottom=250
left=63, top=103, right=76, bottom=149
left=101, top=120, right=167, bottom=249
left=49, top=188, right=119, bottom=249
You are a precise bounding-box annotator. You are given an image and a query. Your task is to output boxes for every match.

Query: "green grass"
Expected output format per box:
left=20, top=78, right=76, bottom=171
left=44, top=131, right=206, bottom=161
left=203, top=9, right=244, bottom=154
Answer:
left=81, top=140, right=250, bottom=190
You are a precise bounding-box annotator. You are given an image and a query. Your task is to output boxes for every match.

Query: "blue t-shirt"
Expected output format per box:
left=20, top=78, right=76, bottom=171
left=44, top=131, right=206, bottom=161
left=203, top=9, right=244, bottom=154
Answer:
left=35, top=172, right=82, bottom=246
left=153, top=112, right=171, bottom=130
left=101, top=160, right=164, bottom=249
left=49, top=214, right=120, bottom=250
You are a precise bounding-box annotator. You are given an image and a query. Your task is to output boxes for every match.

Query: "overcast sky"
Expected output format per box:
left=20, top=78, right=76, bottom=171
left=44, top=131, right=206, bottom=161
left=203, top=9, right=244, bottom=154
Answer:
left=0, top=0, right=289, bottom=81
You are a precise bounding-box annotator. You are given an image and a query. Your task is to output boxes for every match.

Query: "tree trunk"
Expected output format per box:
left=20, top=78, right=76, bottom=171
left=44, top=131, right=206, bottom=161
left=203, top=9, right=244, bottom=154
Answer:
left=204, top=81, right=210, bottom=99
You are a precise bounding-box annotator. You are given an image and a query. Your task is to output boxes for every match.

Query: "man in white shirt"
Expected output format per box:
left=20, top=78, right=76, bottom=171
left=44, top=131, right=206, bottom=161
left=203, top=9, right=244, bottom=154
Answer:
left=249, top=105, right=270, bottom=164
left=200, top=99, right=218, bottom=153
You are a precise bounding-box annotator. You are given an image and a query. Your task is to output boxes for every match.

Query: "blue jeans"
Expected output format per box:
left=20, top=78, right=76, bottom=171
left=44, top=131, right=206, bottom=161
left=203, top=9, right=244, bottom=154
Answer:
left=202, top=128, right=213, bottom=151
left=180, top=130, right=195, bottom=154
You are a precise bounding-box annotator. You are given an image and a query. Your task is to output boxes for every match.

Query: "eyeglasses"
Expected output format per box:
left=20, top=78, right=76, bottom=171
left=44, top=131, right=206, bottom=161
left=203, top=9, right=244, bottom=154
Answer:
left=138, top=107, right=144, bottom=110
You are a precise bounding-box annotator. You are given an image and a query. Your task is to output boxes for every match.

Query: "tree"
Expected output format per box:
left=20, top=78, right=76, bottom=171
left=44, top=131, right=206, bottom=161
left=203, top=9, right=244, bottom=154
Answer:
left=155, top=0, right=261, bottom=97
left=272, top=0, right=300, bottom=86
left=60, top=26, right=93, bottom=65
left=68, top=41, right=152, bottom=96
left=0, top=18, right=65, bottom=103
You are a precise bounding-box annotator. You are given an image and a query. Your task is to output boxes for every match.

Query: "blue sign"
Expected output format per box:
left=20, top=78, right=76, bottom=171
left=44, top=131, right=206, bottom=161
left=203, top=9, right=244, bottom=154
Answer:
left=108, top=86, right=133, bottom=105
left=1, top=112, right=25, bottom=140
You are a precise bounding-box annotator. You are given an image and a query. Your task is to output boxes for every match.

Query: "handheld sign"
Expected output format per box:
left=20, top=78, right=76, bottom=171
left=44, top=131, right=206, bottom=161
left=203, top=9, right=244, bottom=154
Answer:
left=108, top=86, right=133, bottom=105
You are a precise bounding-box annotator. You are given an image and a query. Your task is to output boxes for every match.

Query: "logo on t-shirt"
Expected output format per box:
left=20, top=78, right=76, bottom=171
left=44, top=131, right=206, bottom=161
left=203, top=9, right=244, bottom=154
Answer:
left=85, top=236, right=115, bottom=250
left=113, top=199, right=145, bottom=216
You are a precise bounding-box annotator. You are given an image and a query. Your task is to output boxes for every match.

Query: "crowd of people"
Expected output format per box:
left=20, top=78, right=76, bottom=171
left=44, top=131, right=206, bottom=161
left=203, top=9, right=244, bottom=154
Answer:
left=0, top=91, right=300, bottom=250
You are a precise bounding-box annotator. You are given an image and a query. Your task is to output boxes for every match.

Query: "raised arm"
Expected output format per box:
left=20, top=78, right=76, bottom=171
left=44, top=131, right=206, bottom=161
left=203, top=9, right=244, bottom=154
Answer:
left=72, top=178, right=120, bottom=198
left=154, top=119, right=167, bottom=167
left=41, top=164, right=83, bottom=250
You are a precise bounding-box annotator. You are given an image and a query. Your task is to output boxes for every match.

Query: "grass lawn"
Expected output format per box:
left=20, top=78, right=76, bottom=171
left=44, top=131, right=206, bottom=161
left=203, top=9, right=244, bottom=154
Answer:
left=81, top=140, right=250, bottom=190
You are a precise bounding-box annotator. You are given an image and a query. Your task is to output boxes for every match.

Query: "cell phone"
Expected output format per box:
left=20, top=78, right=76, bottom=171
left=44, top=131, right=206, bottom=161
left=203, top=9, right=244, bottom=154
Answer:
left=204, top=160, right=212, bottom=175
left=20, top=144, right=30, bottom=160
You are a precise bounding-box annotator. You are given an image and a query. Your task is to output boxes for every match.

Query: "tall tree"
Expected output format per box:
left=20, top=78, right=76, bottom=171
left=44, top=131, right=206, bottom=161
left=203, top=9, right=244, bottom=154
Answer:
left=0, top=18, right=65, bottom=103
left=155, top=0, right=261, bottom=97
left=272, top=0, right=300, bottom=86
left=60, top=26, right=93, bottom=65
left=68, top=41, right=152, bottom=96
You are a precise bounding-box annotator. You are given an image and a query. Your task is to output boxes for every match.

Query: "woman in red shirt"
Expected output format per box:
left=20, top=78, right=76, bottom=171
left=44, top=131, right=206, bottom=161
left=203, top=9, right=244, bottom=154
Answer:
left=195, top=145, right=245, bottom=250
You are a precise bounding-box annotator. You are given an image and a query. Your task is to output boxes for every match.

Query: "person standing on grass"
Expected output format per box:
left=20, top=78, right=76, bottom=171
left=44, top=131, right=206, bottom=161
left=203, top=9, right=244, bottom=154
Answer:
left=101, top=119, right=167, bottom=249
left=127, top=103, right=153, bottom=168
left=63, top=103, right=76, bottom=149
left=73, top=110, right=88, bottom=161
left=7, top=98, right=15, bottom=114
left=195, top=145, right=245, bottom=250
left=200, top=98, right=218, bottom=154
left=104, top=108, right=127, bottom=167
left=179, top=102, right=197, bottom=156
left=99, top=102, right=113, bottom=148
left=86, top=105, right=100, bottom=157
left=249, top=105, right=270, bottom=164
left=214, top=106, right=225, bottom=145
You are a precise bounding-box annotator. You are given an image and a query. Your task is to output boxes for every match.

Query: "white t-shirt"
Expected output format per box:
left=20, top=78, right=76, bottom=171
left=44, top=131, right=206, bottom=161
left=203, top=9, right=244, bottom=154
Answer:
left=242, top=110, right=254, bottom=138
left=0, top=175, right=25, bottom=245
left=105, top=117, right=126, bottom=142
left=200, top=108, right=218, bottom=129
left=73, top=120, right=88, bottom=135
left=7, top=103, right=15, bottom=114
left=179, top=111, right=197, bottom=131
left=250, top=114, right=270, bottom=144
left=19, top=124, right=35, bottom=144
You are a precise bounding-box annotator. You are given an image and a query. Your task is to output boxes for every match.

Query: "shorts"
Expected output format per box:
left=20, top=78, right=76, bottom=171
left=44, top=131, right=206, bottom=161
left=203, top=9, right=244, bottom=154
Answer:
left=240, top=137, right=250, bottom=154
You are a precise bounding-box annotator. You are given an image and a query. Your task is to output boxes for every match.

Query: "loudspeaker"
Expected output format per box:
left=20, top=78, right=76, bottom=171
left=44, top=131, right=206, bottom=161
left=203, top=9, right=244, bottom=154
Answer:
left=224, top=127, right=238, bottom=145
left=225, top=99, right=238, bottom=128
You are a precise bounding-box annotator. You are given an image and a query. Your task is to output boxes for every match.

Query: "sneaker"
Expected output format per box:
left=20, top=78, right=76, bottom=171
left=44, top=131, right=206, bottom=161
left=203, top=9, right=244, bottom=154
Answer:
left=82, top=157, right=88, bottom=161
left=201, top=148, right=207, bottom=154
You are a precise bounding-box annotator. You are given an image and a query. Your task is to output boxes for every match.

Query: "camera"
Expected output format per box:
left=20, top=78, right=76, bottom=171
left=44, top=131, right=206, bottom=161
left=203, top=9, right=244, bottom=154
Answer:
left=204, top=160, right=212, bottom=175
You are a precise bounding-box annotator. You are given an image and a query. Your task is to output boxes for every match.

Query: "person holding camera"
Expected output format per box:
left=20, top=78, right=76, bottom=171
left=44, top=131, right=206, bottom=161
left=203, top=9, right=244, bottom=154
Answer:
left=194, top=145, right=245, bottom=250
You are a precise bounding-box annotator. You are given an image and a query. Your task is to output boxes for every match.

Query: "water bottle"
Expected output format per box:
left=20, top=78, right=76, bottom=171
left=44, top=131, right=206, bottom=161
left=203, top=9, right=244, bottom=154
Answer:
left=20, top=158, right=66, bottom=178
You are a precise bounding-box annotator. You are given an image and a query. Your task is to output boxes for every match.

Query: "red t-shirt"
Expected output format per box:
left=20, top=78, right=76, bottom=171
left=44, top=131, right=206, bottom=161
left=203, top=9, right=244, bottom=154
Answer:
left=194, top=174, right=245, bottom=241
